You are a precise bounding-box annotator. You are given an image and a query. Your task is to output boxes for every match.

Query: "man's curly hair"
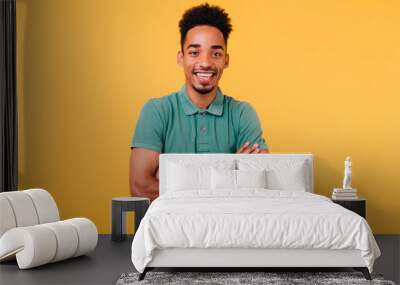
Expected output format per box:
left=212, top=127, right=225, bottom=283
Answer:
left=179, top=3, right=232, bottom=51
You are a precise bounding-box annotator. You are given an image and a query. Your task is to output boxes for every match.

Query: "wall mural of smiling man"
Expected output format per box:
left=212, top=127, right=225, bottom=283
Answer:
left=129, top=3, right=269, bottom=201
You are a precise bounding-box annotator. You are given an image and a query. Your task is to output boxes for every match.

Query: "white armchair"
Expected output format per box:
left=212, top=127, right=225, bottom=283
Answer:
left=0, top=189, right=97, bottom=269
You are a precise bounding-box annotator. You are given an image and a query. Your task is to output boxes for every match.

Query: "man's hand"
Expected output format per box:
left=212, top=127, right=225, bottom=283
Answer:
left=236, top=141, right=269, bottom=154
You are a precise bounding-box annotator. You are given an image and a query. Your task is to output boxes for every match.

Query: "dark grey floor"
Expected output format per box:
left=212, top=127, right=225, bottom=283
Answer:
left=374, top=235, right=400, bottom=284
left=0, top=235, right=399, bottom=285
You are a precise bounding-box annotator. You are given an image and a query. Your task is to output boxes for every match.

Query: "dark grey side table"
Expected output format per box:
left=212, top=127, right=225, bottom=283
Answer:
left=332, top=197, right=366, bottom=218
left=111, top=197, right=150, bottom=242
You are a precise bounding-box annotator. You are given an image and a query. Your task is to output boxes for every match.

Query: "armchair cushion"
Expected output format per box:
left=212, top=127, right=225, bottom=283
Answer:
left=0, top=189, right=97, bottom=269
left=0, top=218, right=97, bottom=269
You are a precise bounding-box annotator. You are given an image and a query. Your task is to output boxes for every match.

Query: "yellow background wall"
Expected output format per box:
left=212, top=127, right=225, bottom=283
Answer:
left=16, top=0, right=400, bottom=234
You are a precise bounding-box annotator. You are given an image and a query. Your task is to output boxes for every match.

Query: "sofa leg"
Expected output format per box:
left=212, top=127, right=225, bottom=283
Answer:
left=138, top=268, right=148, bottom=281
left=354, top=267, right=371, bottom=280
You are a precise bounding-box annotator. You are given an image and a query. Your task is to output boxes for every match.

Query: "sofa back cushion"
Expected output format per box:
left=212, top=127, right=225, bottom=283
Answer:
left=0, top=189, right=60, bottom=238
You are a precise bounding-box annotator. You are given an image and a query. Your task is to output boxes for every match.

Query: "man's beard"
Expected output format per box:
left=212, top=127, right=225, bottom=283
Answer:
left=192, top=84, right=215, bottom=94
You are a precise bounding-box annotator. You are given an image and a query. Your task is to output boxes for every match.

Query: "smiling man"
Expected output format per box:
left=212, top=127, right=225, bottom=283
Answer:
left=130, top=3, right=269, bottom=201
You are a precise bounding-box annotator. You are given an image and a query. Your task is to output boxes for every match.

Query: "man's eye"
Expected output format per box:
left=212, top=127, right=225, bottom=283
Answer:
left=213, top=52, right=222, bottom=57
left=189, top=51, right=199, bottom=56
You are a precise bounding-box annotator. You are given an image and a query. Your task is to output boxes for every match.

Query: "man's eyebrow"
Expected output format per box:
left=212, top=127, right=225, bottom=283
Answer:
left=211, top=45, right=224, bottom=50
left=186, top=44, right=201, bottom=49
left=185, top=44, right=225, bottom=50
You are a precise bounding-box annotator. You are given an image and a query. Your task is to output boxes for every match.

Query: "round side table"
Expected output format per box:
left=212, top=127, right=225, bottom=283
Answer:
left=111, top=197, right=150, bottom=242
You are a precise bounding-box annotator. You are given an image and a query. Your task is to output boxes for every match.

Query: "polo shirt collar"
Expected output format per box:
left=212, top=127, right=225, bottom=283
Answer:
left=179, top=84, right=224, bottom=116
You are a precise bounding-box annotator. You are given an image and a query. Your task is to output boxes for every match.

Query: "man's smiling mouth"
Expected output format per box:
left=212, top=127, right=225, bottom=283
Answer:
left=193, top=71, right=216, bottom=83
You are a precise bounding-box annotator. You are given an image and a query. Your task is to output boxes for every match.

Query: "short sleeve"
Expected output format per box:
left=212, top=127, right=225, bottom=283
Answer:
left=130, top=99, right=164, bottom=153
left=236, top=103, right=268, bottom=151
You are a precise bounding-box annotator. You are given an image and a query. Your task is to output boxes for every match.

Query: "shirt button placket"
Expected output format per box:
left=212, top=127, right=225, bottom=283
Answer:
left=197, top=111, right=209, bottom=152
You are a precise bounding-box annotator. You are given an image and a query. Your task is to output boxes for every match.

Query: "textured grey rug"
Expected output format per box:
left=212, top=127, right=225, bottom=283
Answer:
left=116, top=271, right=396, bottom=285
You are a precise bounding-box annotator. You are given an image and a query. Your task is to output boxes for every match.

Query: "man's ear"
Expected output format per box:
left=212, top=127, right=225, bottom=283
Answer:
left=177, top=50, right=183, bottom=67
left=224, top=53, right=229, bottom=69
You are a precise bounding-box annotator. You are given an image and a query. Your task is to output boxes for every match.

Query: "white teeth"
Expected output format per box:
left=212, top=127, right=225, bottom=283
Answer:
left=196, top=72, right=213, bottom=78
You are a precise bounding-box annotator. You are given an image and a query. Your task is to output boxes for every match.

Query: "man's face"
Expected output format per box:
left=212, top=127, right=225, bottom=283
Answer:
left=177, top=25, right=229, bottom=95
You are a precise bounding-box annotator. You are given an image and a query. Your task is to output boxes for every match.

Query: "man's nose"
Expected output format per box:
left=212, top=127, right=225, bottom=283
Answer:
left=198, top=54, right=212, bottom=68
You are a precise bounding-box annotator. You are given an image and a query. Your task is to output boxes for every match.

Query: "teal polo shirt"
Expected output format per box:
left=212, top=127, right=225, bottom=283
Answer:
left=131, top=84, right=268, bottom=153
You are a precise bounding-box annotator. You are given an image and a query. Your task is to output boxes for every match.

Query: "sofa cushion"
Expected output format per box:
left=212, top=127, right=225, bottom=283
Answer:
left=0, top=196, right=17, bottom=237
left=0, top=218, right=97, bottom=269
left=24, top=189, right=60, bottom=224
left=0, top=192, right=39, bottom=227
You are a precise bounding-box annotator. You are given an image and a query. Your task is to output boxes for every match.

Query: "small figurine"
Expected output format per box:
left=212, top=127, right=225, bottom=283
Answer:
left=342, top=156, right=352, bottom=190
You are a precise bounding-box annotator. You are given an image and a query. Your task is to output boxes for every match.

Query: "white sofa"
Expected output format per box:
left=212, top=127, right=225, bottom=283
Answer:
left=0, top=188, right=98, bottom=269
